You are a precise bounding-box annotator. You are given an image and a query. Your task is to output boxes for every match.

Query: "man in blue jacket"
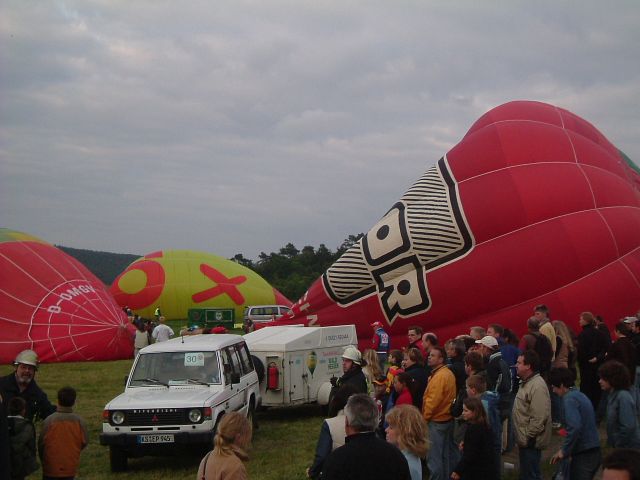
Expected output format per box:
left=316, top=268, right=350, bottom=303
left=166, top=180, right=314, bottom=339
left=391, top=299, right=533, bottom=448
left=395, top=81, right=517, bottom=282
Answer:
left=549, top=368, right=601, bottom=480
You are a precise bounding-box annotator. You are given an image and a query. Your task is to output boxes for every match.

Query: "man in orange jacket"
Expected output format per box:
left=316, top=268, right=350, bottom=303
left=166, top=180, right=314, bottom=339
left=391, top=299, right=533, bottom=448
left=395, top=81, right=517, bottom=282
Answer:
left=422, top=346, right=458, bottom=480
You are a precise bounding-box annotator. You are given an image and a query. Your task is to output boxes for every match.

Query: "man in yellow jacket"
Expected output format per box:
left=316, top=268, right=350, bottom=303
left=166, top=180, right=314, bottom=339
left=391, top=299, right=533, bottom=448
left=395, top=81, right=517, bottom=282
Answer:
left=422, top=346, right=458, bottom=480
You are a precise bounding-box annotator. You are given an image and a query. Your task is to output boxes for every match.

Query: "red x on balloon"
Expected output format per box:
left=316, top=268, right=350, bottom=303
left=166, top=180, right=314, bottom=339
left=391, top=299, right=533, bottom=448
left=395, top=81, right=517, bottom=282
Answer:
left=192, top=264, right=247, bottom=304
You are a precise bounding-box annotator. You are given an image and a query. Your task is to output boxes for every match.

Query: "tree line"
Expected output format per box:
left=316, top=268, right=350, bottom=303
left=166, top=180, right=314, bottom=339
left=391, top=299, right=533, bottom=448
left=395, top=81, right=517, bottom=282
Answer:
left=58, top=234, right=363, bottom=301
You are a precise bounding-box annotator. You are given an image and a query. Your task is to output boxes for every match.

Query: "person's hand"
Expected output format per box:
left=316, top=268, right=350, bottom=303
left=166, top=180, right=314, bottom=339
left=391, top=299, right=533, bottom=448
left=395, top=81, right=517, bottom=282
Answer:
left=306, top=467, right=311, bottom=478
left=589, top=357, right=597, bottom=364
left=550, top=449, right=564, bottom=464
left=458, top=441, right=464, bottom=451
left=451, top=472, right=460, bottom=480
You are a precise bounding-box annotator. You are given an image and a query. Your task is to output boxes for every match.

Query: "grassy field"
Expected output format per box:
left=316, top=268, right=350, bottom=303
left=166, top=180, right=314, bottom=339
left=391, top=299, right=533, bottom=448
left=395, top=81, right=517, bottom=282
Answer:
left=2, top=358, right=323, bottom=480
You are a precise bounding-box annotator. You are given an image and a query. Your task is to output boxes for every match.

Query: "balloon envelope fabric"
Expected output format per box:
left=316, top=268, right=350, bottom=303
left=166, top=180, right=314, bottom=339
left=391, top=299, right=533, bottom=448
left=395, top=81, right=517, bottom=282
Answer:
left=0, top=228, right=134, bottom=363
left=281, top=100, right=640, bottom=346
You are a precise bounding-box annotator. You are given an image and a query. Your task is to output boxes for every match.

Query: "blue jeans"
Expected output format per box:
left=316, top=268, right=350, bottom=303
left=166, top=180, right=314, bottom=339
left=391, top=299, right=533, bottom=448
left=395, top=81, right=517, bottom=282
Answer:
left=428, top=420, right=459, bottom=480
left=519, top=447, right=542, bottom=480
left=570, top=448, right=601, bottom=480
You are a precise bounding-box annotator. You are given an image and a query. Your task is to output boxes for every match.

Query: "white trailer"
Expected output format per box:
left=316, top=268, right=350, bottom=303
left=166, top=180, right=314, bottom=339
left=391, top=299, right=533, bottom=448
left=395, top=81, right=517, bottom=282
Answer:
left=244, top=325, right=358, bottom=408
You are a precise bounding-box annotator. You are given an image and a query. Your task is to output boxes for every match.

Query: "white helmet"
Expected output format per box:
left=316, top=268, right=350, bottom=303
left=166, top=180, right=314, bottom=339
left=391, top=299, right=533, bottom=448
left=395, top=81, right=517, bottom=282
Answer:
left=342, top=346, right=362, bottom=365
left=14, top=349, right=39, bottom=369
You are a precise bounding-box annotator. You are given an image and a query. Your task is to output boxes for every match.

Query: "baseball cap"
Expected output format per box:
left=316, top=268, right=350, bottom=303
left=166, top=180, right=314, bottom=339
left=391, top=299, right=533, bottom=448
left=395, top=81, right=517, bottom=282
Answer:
left=623, top=316, right=638, bottom=324
left=370, top=321, right=383, bottom=328
left=475, top=335, right=499, bottom=348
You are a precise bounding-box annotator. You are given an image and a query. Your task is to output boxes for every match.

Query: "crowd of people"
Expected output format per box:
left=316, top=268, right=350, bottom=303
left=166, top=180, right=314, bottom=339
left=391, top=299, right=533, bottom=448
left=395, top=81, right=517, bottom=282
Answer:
left=0, top=350, right=88, bottom=480
left=304, top=306, right=640, bottom=480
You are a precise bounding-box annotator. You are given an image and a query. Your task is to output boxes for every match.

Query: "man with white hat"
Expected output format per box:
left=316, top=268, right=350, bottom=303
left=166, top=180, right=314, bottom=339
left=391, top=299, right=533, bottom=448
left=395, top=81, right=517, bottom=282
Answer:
left=475, top=335, right=512, bottom=442
left=330, top=346, right=368, bottom=394
left=0, top=350, right=55, bottom=422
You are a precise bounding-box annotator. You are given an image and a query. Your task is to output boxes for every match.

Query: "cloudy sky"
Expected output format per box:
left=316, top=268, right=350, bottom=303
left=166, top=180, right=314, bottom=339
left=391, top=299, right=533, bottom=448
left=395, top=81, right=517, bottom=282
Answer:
left=2, top=1, right=639, bottom=260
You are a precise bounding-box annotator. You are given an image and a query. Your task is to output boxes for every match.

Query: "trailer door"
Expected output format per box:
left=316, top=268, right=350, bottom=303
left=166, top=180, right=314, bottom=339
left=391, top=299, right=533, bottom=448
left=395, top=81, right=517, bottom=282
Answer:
left=288, top=354, right=308, bottom=403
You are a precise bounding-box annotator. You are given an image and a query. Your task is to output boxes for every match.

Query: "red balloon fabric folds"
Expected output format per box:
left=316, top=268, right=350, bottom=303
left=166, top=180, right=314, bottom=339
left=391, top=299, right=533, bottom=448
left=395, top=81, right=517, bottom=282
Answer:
left=282, top=101, right=640, bottom=345
left=0, top=229, right=134, bottom=363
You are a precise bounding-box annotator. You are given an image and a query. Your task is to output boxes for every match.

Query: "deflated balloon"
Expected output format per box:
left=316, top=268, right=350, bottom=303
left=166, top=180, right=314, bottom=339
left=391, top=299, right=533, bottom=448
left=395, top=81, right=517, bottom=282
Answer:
left=110, top=250, right=291, bottom=320
left=0, top=228, right=134, bottom=363
left=282, top=101, right=640, bottom=346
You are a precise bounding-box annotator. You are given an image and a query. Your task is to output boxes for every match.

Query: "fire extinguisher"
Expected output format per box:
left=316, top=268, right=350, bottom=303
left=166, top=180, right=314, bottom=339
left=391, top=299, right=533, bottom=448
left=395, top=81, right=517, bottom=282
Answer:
left=267, top=362, right=279, bottom=390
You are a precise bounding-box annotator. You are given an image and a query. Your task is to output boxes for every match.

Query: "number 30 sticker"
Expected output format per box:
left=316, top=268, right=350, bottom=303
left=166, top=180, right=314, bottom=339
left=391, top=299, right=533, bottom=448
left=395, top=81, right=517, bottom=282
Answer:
left=184, top=352, right=205, bottom=367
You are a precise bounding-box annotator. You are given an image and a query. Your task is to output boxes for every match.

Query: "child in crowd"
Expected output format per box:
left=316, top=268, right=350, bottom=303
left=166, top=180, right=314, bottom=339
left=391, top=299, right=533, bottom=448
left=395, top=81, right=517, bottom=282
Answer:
left=7, top=396, right=39, bottom=480
left=38, top=386, right=88, bottom=480
left=451, top=396, right=498, bottom=480
left=385, top=349, right=404, bottom=394
left=386, top=404, right=429, bottom=480
left=393, top=372, right=415, bottom=407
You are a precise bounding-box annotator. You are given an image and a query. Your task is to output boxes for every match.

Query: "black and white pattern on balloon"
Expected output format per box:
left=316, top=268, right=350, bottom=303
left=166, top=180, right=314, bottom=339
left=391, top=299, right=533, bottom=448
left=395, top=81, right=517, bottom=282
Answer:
left=322, top=156, right=474, bottom=324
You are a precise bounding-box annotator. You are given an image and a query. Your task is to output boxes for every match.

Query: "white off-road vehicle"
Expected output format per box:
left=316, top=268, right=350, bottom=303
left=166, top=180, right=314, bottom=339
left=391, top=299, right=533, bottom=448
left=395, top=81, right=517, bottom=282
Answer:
left=100, top=334, right=259, bottom=472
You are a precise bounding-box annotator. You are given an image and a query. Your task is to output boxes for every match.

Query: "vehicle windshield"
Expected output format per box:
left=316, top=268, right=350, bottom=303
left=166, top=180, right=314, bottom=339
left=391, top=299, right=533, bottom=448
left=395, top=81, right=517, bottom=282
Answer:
left=130, top=351, right=221, bottom=386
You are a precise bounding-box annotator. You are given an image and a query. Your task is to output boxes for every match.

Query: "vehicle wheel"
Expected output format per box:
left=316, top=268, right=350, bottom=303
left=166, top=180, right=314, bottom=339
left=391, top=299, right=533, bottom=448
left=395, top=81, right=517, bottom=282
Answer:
left=251, top=355, right=265, bottom=383
left=247, top=399, right=257, bottom=431
left=109, top=446, right=128, bottom=472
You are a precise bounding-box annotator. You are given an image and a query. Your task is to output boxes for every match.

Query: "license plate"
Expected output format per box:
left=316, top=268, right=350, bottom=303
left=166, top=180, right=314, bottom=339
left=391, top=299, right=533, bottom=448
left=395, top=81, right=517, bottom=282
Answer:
left=137, top=434, right=174, bottom=444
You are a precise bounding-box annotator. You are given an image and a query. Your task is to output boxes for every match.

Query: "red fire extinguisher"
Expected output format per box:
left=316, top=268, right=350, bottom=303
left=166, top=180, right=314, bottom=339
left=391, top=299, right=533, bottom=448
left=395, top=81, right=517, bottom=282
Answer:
left=267, top=362, right=279, bottom=390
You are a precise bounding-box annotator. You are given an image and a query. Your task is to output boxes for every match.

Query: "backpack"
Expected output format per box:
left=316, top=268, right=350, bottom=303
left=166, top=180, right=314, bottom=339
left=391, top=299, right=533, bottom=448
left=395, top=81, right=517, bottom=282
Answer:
left=532, top=333, right=553, bottom=373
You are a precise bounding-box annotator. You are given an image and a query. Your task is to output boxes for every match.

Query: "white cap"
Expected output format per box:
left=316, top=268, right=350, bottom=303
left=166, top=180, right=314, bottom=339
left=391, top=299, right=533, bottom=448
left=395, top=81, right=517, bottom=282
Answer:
left=475, top=335, right=499, bottom=349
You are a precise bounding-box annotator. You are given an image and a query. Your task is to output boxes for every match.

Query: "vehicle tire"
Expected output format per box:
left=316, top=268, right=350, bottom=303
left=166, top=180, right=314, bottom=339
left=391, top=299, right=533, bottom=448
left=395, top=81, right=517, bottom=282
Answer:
left=109, top=446, right=128, bottom=472
left=251, top=355, right=265, bottom=383
left=247, top=398, right=257, bottom=431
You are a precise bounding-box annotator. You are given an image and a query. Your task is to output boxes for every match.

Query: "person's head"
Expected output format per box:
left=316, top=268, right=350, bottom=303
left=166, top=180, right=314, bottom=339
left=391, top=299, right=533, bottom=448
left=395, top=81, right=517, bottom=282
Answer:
left=552, top=320, right=575, bottom=351
left=422, top=332, right=438, bottom=352
left=385, top=404, right=429, bottom=458
left=371, top=321, right=383, bottom=331
left=388, top=349, right=403, bottom=367
left=526, top=316, right=541, bottom=332
left=328, top=383, right=359, bottom=417
left=13, top=349, right=39, bottom=387
left=342, top=346, right=362, bottom=373
left=598, top=360, right=631, bottom=392
left=159, top=316, right=166, bottom=323
left=464, top=351, right=484, bottom=376
left=344, top=393, right=378, bottom=434
left=445, top=338, right=466, bottom=360
left=362, top=349, right=380, bottom=374
left=466, top=373, right=487, bottom=398
left=393, top=372, right=412, bottom=394
left=487, top=324, right=504, bottom=339
left=407, top=326, right=423, bottom=345
left=461, top=396, right=488, bottom=426
left=615, top=321, right=632, bottom=338
left=427, top=346, right=446, bottom=368
left=517, top=350, right=540, bottom=380
left=580, top=311, right=596, bottom=327
left=373, top=376, right=388, bottom=399
left=623, top=316, right=639, bottom=334
left=602, top=448, right=640, bottom=480
left=549, top=368, right=575, bottom=397
left=475, top=335, right=498, bottom=357
left=403, top=348, right=424, bottom=368
left=533, top=304, right=549, bottom=321
left=469, top=326, right=486, bottom=340
left=57, top=386, right=77, bottom=408
left=214, top=411, right=252, bottom=454
left=502, top=328, right=520, bottom=346
left=8, top=396, right=26, bottom=416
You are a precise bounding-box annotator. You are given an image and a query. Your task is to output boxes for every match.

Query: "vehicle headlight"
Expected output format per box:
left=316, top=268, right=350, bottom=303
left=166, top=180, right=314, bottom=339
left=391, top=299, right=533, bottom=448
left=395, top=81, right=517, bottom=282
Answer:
left=188, top=408, right=202, bottom=423
left=112, top=411, right=125, bottom=425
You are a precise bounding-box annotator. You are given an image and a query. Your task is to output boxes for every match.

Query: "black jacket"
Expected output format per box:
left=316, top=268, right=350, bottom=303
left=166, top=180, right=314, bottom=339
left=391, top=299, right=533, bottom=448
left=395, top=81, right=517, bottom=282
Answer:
left=453, top=422, right=498, bottom=480
left=336, top=366, right=368, bottom=394
left=405, top=363, right=428, bottom=410
left=321, top=431, right=410, bottom=480
left=0, top=374, right=55, bottom=423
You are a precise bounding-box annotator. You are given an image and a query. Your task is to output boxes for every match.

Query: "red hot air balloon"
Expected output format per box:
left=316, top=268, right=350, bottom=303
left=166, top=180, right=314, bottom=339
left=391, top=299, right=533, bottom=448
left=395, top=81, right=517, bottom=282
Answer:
left=0, top=229, right=134, bottom=363
left=280, top=101, right=640, bottom=349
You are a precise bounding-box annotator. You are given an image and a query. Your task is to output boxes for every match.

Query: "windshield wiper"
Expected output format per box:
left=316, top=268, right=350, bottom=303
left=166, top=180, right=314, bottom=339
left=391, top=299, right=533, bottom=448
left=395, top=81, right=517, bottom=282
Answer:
left=132, top=377, right=169, bottom=387
left=185, top=378, right=209, bottom=385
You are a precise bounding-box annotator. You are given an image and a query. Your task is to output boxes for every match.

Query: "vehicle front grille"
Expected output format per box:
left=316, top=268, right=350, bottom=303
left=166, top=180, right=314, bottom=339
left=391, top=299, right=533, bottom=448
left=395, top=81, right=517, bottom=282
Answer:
left=125, top=409, right=185, bottom=426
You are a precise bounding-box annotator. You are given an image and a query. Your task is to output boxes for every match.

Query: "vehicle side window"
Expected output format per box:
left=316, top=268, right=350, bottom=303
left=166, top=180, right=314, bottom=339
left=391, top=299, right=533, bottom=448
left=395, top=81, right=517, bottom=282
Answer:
left=224, top=346, right=243, bottom=380
left=220, top=348, right=233, bottom=384
left=236, top=342, right=254, bottom=375
left=279, top=306, right=291, bottom=315
left=265, top=307, right=276, bottom=315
